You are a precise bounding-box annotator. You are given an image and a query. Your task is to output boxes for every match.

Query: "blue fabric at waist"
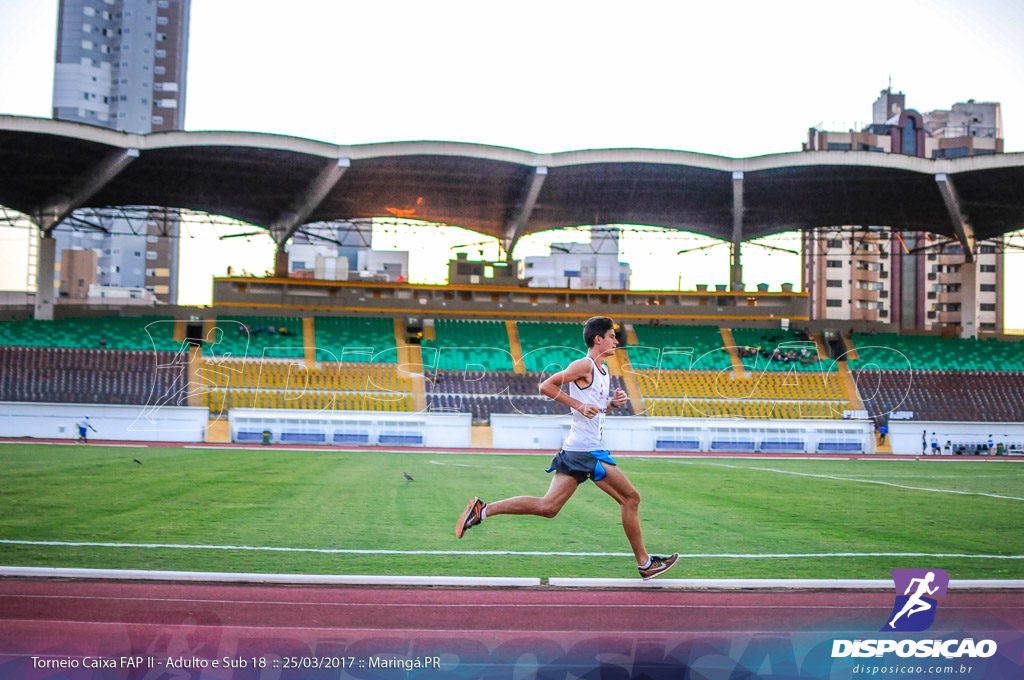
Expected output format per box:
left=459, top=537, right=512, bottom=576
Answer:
left=562, top=449, right=616, bottom=464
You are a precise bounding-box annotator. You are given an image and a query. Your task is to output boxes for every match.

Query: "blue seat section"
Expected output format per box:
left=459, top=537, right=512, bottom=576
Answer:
left=379, top=433, right=424, bottom=445
left=818, top=441, right=863, bottom=452
left=237, top=430, right=266, bottom=442
left=711, top=439, right=757, bottom=451
left=655, top=438, right=701, bottom=450
left=281, top=431, right=326, bottom=443
left=761, top=440, right=806, bottom=452
left=333, top=432, right=371, bottom=444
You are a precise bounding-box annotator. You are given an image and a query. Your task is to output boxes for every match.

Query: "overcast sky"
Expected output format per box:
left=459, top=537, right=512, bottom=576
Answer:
left=0, top=0, right=1022, bottom=324
left=4, top=0, right=1022, bottom=154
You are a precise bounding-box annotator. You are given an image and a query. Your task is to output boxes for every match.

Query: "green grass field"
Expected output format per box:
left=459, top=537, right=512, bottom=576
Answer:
left=2, top=443, right=1023, bottom=580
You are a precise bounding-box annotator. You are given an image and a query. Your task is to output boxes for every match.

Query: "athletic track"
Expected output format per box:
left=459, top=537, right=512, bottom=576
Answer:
left=2, top=578, right=1023, bottom=678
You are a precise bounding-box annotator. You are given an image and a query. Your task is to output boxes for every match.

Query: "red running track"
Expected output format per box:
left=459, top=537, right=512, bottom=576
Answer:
left=1, top=579, right=1023, bottom=678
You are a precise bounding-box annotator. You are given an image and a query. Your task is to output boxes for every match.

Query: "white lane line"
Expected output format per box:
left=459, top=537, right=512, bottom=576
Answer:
left=672, top=460, right=1024, bottom=501
left=2, top=541, right=1022, bottom=559
left=823, top=474, right=1024, bottom=479
left=2, top=594, right=1018, bottom=609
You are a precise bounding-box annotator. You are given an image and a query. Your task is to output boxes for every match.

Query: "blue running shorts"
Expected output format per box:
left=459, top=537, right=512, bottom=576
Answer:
left=547, top=449, right=617, bottom=484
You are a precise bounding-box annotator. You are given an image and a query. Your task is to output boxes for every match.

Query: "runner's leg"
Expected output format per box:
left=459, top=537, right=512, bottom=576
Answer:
left=484, top=472, right=579, bottom=519
left=594, top=464, right=649, bottom=566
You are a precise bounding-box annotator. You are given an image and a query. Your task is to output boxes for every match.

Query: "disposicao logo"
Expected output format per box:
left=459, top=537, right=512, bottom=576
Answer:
left=882, top=568, right=948, bottom=632
left=831, top=568, right=998, bottom=660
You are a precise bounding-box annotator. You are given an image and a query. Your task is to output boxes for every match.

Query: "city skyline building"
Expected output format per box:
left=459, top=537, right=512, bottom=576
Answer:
left=50, top=0, right=191, bottom=304
left=803, top=88, right=1004, bottom=337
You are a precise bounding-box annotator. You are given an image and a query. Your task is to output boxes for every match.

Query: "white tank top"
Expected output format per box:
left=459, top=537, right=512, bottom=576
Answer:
left=562, top=356, right=610, bottom=451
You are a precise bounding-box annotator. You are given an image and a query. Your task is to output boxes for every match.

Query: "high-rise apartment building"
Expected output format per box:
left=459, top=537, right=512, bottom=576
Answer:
left=803, top=89, right=1004, bottom=336
left=51, top=0, right=191, bottom=303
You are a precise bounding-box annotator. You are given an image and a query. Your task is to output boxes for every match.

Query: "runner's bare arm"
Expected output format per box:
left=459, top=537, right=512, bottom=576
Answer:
left=606, top=388, right=627, bottom=412
left=539, top=358, right=601, bottom=419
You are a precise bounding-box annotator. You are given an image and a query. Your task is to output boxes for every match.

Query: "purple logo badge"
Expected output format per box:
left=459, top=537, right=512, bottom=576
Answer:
left=882, top=568, right=949, bottom=632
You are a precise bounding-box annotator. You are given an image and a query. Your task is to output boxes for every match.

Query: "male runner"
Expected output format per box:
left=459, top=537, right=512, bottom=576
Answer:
left=456, top=316, right=678, bottom=580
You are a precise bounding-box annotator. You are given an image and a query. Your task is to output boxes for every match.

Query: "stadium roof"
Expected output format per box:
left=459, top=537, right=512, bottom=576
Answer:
left=2, top=115, right=1023, bottom=258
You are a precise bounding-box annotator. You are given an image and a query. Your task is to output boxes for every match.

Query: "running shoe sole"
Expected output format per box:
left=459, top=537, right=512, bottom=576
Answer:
left=456, top=496, right=482, bottom=539
left=639, top=553, right=679, bottom=581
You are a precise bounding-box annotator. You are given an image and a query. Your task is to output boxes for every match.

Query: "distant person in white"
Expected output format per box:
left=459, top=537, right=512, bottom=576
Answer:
left=889, top=571, right=939, bottom=628
left=77, top=416, right=97, bottom=444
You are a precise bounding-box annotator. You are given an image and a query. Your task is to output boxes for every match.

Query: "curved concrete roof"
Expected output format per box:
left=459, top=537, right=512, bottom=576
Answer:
left=2, top=115, right=1022, bottom=253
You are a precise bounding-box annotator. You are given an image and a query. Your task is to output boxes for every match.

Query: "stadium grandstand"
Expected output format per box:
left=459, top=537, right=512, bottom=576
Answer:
left=1, top=115, right=1023, bottom=454
left=1, top=310, right=1022, bottom=454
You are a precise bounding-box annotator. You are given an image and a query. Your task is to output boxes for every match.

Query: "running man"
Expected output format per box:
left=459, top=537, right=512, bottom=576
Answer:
left=77, top=416, right=97, bottom=444
left=455, top=316, right=679, bottom=580
left=889, top=571, right=939, bottom=628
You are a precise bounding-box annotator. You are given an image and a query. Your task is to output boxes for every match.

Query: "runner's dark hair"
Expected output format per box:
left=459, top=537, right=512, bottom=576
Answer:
left=583, top=316, right=615, bottom=348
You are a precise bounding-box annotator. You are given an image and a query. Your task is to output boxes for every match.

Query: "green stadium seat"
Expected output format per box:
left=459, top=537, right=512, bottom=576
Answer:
left=0, top=315, right=179, bottom=351
left=313, top=316, right=395, bottom=362
left=850, top=333, right=1024, bottom=372
left=208, top=316, right=304, bottom=359
left=631, top=324, right=732, bottom=371
left=516, top=322, right=588, bottom=373
left=421, top=319, right=514, bottom=372
left=730, top=327, right=833, bottom=372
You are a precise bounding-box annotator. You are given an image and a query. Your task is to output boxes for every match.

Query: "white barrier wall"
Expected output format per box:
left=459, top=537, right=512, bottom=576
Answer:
left=228, top=409, right=472, bottom=448
left=490, top=414, right=876, bottom=453
left=889, top=420, right=1024, bottom=455
left=0, top=402, right=209, bottom=443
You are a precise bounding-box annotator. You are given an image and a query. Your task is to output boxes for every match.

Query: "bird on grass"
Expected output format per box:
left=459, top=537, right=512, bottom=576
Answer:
left=403, top=472, right=414, bottom=481
left=133, top=458, right=143, bottom=465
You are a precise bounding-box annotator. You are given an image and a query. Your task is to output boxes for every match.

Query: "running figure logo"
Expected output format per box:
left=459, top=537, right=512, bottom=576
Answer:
left=882, top=568, right=950, bottom=632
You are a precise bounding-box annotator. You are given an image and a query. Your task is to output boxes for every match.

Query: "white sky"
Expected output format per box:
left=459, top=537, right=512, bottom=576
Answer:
left=0, top=0, right=1022, bottom=326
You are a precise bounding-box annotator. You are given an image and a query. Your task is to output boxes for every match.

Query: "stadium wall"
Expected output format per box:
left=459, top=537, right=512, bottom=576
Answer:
left=0, top=402, right=209, bottom=443
left=227, top=409, right=472, bottom=447
left=490, top=415, right=876, bottom=453
left=889, top=420, right=1024, bottom=456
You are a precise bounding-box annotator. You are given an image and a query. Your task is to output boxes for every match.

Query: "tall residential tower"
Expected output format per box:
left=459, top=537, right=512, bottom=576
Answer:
left=51, top=0, right=191, bottom=303
left=804, top=89, right=1004, bottom=336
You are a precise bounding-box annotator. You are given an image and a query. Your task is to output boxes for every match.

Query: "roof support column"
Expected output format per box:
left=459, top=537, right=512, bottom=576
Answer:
left=959, top=259, right=979, bottom=339
left=502, top=166, right=547, bottom=262
left=37, top=148, right=139, bottom=234
left=269, top=157, right=351, bottom=277
left=33, top=231, right=56, bottom=320
left=730, top=171, right=744, bottom=291
left=935, top=173, right=975, bottom=263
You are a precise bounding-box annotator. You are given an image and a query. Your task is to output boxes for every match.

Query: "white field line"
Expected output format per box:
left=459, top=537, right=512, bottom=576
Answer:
left=1, top=540, right=1022, bottom=560
left=820, top=473, right=1024, bottom=479
left=428, top=459, right=522, bottom=470
left=671, top=461, right=1024, bottom=501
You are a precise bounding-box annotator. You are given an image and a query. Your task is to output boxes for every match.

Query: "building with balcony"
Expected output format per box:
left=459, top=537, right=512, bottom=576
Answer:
left=804, top=89, right=1004, bottom=335
left=51, top=0, right=191, bottom=303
